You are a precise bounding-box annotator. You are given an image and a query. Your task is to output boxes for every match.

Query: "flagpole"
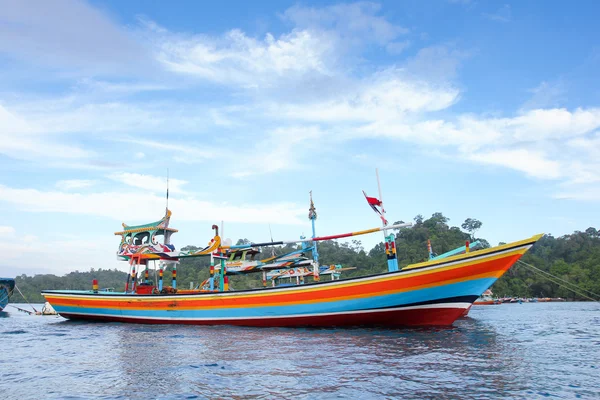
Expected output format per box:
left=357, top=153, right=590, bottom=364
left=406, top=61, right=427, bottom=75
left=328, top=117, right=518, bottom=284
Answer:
left=164, top=169, right=169, bottom=245
left=308, top=191, right=320, bottom=282
left=376, top=168, right=387, bottom=236
left=166, top=169, right=169, bottom=211
left=375, top=168, right=399, bottom=272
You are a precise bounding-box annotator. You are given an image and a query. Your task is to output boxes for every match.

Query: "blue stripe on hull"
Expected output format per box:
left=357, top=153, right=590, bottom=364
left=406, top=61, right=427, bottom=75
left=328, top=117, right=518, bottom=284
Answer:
left=54, top=277, right=496, bottom=319
left=0, top=288, right=10, bottom=311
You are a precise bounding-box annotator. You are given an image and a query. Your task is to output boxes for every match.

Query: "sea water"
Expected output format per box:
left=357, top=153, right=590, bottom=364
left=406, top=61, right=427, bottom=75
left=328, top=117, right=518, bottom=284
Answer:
left=1, top=302, right=598, bottom=399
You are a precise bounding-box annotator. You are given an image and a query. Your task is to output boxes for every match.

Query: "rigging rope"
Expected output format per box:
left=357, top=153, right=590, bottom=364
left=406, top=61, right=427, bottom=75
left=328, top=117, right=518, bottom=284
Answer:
left=14, top=284, right=39, bottom=313
left=7, top=304, right=34, bottom=315
left=516, top=260, right=599, bottom=302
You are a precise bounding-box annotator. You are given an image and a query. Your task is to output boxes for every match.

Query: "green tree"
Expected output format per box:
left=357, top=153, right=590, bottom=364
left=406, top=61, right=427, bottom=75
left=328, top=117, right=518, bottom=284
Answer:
left=462, top=218, right=483, bottom=240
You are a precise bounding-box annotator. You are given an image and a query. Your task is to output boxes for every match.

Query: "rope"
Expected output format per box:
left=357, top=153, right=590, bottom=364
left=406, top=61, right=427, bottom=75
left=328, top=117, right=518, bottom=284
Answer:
left=14, top=284, right=39, bottom=313
left=517, top=260, right=599, bottom=302
left=7, top=304, right=34, bottom=315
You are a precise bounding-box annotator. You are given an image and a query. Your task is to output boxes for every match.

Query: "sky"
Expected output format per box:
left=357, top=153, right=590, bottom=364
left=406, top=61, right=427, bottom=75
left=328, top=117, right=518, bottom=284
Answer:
left=0, top=0, right=599, bottom=276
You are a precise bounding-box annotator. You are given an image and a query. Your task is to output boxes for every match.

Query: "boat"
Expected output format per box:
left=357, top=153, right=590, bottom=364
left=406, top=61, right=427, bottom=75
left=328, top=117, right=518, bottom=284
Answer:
left=41, top=206, right=542, bottom=327
left=42, top=173, right=542, bottom=327
left=473, top=289, right=501, bottom=305
left=41, top=302, right=58, bottom=315
left=0, top=278, right=15, bottom=311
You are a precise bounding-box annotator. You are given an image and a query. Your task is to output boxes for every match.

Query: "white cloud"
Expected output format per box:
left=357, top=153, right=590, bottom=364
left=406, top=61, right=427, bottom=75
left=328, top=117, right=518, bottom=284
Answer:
left=0, top=184, right=306, bottom=225
left=378, top=108, right=600, bottom=184
left=468, top=149, right=562, bottom=180
left=483, top=4, right=512, bottom=23
left=0, top=104, right=92, bottom=161
left=153, top=26, right=336, bottom=88
left=0, top=1, right=598, bottom=204
left=230, top=126, right=324, bottom=178
left=119, top=138, right=217, bottom=163
left=267, top=68, right=460, bottom=123
left=0, top=0, right=151, bottom=73
left=0, top=99, right=219, bottom=167
left=0, top=226, right=15, bottom=236
left=0, top=233, right=121, bottom=276
left=505, top=108, right=600, bottom=141
left=281, top=3, right=408, bottom=45
left=554, top=186, right=600, bottom=202
left=386, top=40, right=411, bottom=55
left=108, top=172, right=187, bottom=194
left=148, top=2, right=408, bottom=90
left=75, top=79, right=171, bottom=94
left=522, top=81, right=567, bottom=110
left=5, top=94, right=230, bottom=137
left=55, top=179, right=96, bottom=190
left=402, top=45, right=469, bottom=83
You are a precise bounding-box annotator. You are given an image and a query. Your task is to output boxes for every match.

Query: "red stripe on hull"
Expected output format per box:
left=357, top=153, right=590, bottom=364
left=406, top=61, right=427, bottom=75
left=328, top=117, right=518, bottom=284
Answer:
left=59, top=306, right=467, bottom=327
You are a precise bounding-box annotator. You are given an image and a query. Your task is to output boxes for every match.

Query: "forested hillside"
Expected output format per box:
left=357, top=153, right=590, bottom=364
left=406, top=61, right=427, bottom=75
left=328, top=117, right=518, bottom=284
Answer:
left=11, top=214, right=599, bottom=302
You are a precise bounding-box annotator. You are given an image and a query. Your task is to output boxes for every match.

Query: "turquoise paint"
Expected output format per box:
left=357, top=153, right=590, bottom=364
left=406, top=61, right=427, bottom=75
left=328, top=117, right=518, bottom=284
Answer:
left=386, top=234, right=399, bottom=272
left=51, top=277, right=496, bottom=320
left=431, top=241, right=482, bottom=261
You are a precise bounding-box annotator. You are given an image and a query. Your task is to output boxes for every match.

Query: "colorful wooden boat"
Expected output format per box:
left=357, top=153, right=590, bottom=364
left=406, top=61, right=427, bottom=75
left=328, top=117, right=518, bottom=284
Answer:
left=41, top=179, right=542, bottom=327
left=0, top=278, right=15, bottom=311
left=42, top=230, right=541, bottom=327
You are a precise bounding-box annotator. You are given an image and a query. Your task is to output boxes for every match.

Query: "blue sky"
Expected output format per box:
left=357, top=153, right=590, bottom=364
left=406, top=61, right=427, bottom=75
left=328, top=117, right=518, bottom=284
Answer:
left=0, top=0, right=599, bottom=276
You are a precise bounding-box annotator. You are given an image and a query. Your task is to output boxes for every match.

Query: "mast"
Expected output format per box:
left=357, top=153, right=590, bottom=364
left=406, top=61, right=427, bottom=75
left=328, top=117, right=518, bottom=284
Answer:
left=376, top=168, right=386, bottom=233
left=372, top=169, right=398, bottom=272
left=164, top=169, right=169, bottom=245
left=309, top=191, right=320, bottom=282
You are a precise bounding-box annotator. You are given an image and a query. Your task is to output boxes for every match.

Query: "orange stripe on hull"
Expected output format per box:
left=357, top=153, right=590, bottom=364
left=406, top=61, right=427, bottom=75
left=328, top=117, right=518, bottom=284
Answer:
left=45, top=252, right=524, bottom=311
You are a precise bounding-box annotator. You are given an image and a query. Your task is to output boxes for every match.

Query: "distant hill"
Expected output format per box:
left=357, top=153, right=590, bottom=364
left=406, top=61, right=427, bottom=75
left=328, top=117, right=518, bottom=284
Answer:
left=11, top=214, right=600, bottom=303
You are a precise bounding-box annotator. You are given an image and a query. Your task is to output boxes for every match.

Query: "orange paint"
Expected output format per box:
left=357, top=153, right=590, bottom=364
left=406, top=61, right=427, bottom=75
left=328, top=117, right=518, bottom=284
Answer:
left=45, top=252, right=523, bottom=311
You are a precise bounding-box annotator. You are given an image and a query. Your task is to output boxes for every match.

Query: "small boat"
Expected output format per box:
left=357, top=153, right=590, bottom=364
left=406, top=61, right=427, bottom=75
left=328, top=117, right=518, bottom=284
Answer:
left=41, top=302, right=58, bottom=315
left=473, top=289, right=501, bottom=305
left=0, top=278, right=15, bottom=311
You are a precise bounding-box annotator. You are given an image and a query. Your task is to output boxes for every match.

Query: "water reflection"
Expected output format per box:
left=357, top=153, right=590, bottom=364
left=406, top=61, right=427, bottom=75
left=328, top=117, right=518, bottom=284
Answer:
left=2, top=303, right=598, bottom=399
left=93, top=318, right=527, bottom=399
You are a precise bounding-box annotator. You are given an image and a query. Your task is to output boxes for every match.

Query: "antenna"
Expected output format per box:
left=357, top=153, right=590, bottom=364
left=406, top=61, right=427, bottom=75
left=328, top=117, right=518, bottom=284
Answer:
left=166, top=168, right=169, bottom=211
left=269, top=224, right=275, bottom=257
left=164, top=169, right=170, bottom=246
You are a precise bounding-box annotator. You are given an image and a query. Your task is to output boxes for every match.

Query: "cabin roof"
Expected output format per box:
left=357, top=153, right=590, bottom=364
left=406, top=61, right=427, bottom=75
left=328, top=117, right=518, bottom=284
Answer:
left=114, top=209, right=178, bottom=235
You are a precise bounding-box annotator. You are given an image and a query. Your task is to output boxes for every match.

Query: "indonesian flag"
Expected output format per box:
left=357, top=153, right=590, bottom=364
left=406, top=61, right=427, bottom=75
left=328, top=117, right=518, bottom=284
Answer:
left=362, top=190, right=388, bottom=225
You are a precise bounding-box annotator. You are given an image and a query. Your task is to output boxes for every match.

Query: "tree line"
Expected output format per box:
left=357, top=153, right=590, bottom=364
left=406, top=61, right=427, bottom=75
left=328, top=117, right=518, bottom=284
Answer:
left=11, top=213, right=600, bottom=302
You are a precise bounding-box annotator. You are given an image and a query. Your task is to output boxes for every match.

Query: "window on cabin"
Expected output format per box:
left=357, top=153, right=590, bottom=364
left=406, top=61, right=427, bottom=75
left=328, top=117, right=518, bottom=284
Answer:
left=152, top=233, right=164, bottom=245
left=133, top=232, right=150, bottom=245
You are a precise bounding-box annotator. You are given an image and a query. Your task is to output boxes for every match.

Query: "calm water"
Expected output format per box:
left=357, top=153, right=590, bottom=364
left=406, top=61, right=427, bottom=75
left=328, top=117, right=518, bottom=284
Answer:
left=1, top=302, right=599, bottom=399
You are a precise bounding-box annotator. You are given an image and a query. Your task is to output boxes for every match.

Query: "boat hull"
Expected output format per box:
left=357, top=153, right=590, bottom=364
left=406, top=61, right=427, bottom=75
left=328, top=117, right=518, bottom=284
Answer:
left=58, top=301, right=470, bottom=327
left=0, top=278, right=15, bottom=311
left=42, top=235, right=541, bottom=327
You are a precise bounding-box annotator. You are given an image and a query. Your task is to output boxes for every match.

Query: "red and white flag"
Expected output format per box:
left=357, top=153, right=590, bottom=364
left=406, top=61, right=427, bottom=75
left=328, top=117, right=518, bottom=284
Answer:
left=362, top=190, right=388, bottom=225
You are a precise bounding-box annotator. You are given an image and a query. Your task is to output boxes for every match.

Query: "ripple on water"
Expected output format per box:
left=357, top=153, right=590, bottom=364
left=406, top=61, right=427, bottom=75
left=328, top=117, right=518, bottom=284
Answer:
left=1, top=302, right=599, bottom=399
left=3, top=329, right=27, bottom=334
